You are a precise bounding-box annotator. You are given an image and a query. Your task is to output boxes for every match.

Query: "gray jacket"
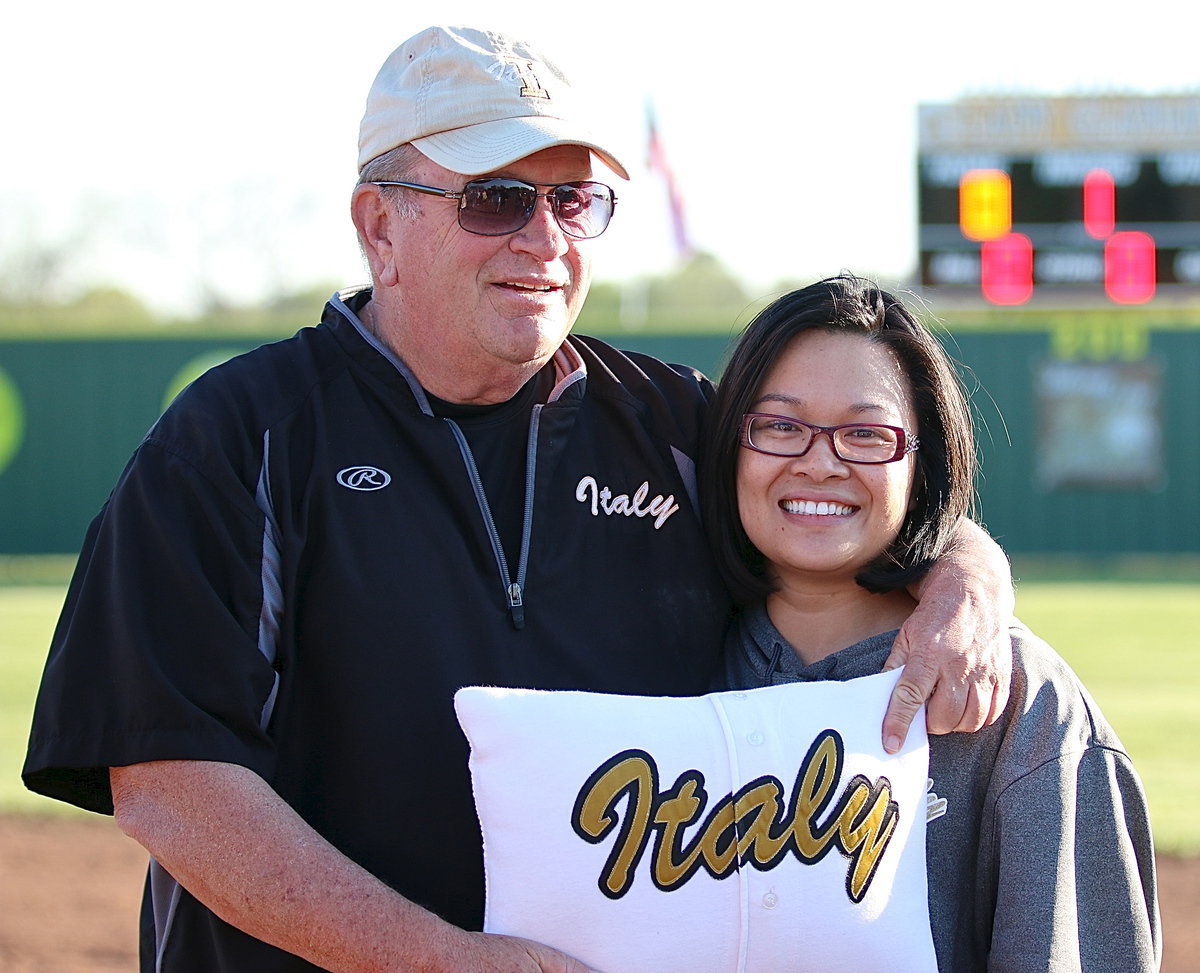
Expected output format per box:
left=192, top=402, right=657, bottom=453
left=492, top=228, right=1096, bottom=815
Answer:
left=722, top=606, right=1161, bottom=972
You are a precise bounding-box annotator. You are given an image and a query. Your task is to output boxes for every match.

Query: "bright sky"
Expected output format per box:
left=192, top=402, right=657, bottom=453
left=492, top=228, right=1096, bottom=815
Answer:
left=4, top=0, right=1197, bottom=315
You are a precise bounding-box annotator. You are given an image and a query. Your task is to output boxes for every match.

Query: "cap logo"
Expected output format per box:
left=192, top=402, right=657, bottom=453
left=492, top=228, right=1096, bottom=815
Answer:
left=486, top=57, right=550, bottom=100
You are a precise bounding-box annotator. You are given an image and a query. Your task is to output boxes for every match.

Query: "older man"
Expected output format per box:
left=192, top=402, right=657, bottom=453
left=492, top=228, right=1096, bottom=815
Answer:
left=24, top=25, right=1012, bottom=972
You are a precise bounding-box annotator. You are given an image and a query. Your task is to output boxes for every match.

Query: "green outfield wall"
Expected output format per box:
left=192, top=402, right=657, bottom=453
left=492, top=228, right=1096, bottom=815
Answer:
left=1, top=322, right=1197, bottom=555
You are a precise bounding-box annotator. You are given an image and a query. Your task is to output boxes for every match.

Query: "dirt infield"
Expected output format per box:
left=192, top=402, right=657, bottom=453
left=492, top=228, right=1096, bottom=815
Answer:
left=0, top=815, right=1195, bottom=971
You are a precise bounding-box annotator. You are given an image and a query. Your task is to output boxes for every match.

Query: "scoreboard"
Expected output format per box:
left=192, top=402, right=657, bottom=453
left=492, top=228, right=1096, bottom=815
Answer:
left=917, top=96, right=1200, bottom=305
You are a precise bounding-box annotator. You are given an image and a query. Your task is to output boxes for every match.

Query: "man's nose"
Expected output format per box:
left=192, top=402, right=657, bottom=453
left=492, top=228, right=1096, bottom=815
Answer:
left=510, top=196, right=569, bottom=258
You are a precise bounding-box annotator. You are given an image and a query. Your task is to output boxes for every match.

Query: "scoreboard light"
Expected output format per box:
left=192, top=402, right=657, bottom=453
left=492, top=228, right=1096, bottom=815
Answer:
left=959, top=169, right=1012, bottom=241
left=1082, top=169, right=1115, bottom=240
left=1105, top=231, right=1156, bottom=304
left=918, top=95, right=1200, bottom=305
left=980, top=233, right=1034, bottom=305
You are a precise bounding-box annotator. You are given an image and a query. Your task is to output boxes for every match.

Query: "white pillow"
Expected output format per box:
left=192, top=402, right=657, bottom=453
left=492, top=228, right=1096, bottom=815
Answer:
left=454, top=669, right=936, bottom=973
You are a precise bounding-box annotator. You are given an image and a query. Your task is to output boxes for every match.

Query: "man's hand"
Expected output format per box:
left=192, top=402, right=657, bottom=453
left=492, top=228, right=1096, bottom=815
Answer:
left=880, top=519, right=1014, bottom=753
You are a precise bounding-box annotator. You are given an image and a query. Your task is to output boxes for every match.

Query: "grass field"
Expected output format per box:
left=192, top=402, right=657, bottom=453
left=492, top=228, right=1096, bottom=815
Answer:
left=3, top=562, right=1198, bottom=853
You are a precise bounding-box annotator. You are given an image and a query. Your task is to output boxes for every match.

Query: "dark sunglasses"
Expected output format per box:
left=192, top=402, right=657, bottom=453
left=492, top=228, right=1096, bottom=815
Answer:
left=368, top=177, right=617, bottom=239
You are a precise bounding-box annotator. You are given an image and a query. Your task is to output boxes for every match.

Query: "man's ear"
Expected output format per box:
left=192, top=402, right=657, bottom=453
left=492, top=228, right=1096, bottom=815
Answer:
left=351, top=184, right=401, bottom=287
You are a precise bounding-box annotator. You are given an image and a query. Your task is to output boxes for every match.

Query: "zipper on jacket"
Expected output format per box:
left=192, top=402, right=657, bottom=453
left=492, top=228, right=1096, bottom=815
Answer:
left=444, top=405, right=541, bottom=630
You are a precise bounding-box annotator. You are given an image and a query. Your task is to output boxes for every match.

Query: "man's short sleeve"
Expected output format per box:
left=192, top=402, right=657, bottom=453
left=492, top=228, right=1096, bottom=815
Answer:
left=23, top=430, right=281, bottom=814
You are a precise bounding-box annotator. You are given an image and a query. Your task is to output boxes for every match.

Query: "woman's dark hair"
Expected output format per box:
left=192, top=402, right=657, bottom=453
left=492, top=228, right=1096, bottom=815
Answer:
left=699, top=274, right=977, bottom=604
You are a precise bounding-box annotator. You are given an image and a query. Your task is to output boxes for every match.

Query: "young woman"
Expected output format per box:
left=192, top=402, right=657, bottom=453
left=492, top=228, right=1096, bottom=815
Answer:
left=700, top=275, right=1160, bottom=971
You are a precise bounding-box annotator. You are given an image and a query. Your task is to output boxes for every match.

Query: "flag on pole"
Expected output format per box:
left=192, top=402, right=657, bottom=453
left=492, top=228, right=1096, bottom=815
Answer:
left=646, top=103, right=693, bottom=260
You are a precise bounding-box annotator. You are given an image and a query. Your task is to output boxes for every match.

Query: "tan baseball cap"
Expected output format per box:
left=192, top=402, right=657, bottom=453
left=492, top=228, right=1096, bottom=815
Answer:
left=358, top=26, right=629, bottom=179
